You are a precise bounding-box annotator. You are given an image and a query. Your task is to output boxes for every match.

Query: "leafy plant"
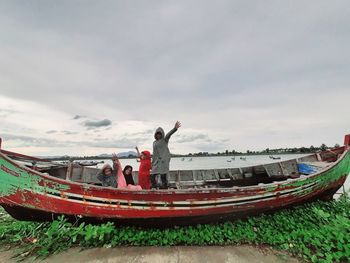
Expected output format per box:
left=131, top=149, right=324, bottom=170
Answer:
left=0, top=194, right=349, bottom=262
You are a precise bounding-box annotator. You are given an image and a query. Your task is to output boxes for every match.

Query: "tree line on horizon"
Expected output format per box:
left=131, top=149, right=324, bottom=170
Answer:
left=186, top=143, right=341, bottom=157
left=48, top=143, right=341, bottom=160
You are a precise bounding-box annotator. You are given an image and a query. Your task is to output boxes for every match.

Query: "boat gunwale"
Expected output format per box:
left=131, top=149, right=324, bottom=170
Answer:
left=0, top=146, right=349, bottom=195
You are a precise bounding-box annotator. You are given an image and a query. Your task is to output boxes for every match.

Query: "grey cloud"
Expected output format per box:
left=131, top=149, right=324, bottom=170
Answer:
left=2, top=134, right=72, bottom=147
left=46, top=130, right=58, bottom=134
left=45, top=130, right=78, bottom=135
left=61, top=130, right=79, bottom=135
left=176, top=134, right=212, bottom=143
left=85, top=138, right=141, bottom=149
left=0, top=109, right=18, bottom=117
left=73, top=115, right=85, bottom=120
left=1, top=1, right=349, bottom=116
left=0, top=1, right=349, bottom=153
left=125, top=129, right=154, bottom=137
left=83, top=119, right=112, bottom=128
left=2, top=133, right=144, bottom=150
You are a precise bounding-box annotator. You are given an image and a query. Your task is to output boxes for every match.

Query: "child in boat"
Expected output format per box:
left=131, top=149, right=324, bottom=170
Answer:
left=97, top=153, right=119, bottom=187
left=135, top=147, right=152, bottom=189
left=151, top=121, right=181, bottom=189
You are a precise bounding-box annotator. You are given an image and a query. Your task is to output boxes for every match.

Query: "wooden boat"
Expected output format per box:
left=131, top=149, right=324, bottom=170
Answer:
left=1, top=135, right=350, bottom=227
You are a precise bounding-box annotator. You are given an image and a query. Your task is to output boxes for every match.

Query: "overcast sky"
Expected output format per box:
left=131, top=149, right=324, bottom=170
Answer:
left=0, top=1, right=349, bottom=156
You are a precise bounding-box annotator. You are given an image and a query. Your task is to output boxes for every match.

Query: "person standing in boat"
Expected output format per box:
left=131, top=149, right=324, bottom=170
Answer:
left=151, top=121, right=181, bottom=189
left=135, top=146, right=152, bottom=189
left=97, top=153, right=119, bottom=187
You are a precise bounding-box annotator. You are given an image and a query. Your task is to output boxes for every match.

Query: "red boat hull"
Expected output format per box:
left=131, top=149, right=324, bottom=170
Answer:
left=0, top=145, right=349, bottom=226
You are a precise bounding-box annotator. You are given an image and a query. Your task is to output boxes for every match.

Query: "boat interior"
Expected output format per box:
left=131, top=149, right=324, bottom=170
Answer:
left=7, top=146, right=342, bottom=189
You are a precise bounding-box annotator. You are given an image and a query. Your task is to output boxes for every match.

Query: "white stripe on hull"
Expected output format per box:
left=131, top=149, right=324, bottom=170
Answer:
left=25, top=181, right=319, bottom=211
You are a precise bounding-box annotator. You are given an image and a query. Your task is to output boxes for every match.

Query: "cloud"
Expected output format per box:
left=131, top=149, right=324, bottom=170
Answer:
left=45, top=130, right=78, bottom=135
left=176, top=134, right=212, bottom=143
left=125, top=129, right=154, bottom=137
left=86, top=138, right=141, bottom=149
left=73, top=115, right=85, bottom=120
left=61, top=130, right=79, bottom=135
left=83, top=119, right=112, bottom=128
left=0, top=109, right=18, bottom=117
left=0, top=1, right=349, bottom=155
left=46, top=130, right=58, bottom=134
left=2, top=134, right=72, bottom=148
left=2, top=133, right=143, bottom=150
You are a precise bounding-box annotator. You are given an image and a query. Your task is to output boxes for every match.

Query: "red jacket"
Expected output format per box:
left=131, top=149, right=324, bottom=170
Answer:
left=138, top=151, right=151, bottom=189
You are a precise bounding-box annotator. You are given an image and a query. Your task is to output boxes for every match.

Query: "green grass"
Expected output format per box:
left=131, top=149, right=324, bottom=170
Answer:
left=1, top=194, right=349, bottom=262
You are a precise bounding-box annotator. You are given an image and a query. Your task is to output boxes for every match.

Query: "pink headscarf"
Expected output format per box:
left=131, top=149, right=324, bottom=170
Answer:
left=115, top=159, right=142, bottom=190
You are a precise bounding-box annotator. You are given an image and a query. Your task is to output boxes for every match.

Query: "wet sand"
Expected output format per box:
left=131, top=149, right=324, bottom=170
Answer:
left=0, top=245, right=299, bottom=263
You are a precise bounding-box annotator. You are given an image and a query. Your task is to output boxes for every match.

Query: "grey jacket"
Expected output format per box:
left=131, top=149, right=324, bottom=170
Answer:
left=151, top=127, right=178, bottom=175
left=97, top=163, right=118, bottom=188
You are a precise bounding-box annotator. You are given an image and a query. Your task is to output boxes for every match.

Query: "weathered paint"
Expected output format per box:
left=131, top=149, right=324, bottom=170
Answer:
left=0, top=147, right=349, bottom=226
left=0, top=157, right=70, bottom=198
left=264, top=149, right=350, bottom=192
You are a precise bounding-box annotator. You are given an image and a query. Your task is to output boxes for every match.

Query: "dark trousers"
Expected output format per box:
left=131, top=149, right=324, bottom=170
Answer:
left=151, top=174, right=168, bottom=189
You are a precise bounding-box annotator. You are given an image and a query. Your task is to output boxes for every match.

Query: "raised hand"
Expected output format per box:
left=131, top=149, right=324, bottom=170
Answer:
left=135, top=146, right=141, bottom=157
left=175, top=121, right=181, bottom=129
left=112, top=153, right=118, bottom=161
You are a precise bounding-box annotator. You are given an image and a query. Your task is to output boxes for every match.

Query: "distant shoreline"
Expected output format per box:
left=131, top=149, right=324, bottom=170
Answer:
left=47, top=152, right=311, bottom=161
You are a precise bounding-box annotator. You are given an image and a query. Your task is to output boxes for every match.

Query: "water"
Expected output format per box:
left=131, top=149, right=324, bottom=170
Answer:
left=95, top=154, right=306, bottom=171
left=91, top=154, right=349, bottom=193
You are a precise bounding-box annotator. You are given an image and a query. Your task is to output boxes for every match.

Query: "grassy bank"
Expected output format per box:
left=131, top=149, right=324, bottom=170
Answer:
left=1, top=195, right=349, bottom=262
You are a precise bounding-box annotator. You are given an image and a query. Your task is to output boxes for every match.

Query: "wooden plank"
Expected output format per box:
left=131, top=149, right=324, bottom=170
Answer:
left=1, top=149, right=51, bottom=162
left=65, top=161, right=73, bottom=181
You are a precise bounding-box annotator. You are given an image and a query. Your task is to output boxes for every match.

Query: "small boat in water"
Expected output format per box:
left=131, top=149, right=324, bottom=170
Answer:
left=240, top=157, right=247, bottom=161
left=1, top=135, right=350, bottom=227
left=269, top=156, right=281, bottom=160
left=76, top=160, right=104, bottom=166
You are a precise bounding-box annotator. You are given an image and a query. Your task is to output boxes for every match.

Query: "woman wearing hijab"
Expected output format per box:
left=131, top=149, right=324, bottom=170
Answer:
left=97, top=153, right=141, bottom=190
left=123, top=165, right=135, bottom=185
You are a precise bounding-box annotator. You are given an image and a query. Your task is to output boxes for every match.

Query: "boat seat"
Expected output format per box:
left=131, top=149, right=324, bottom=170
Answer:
left=297, top=154, right=318, bottom=163
left=263, top=163, right=284, bottom=177
left=217, top=169, right=232, bottom=180
left=280, top=159, right=299, bottom=176
left=264, top=159, right=299, bottom=177
left=202, top=170, right=218, bottom=181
